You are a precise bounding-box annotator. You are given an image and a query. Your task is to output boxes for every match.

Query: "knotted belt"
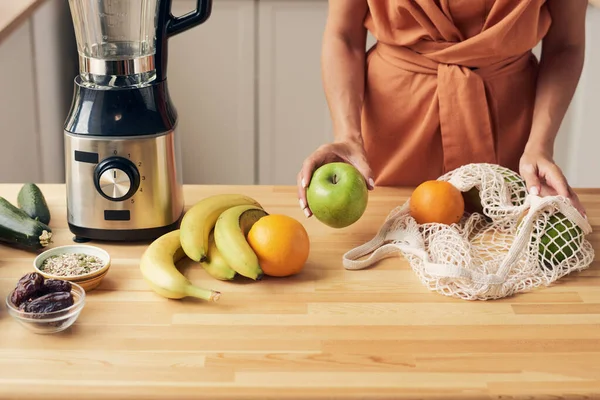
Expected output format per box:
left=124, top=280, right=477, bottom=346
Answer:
left=375, top=43, right=533, bottom=173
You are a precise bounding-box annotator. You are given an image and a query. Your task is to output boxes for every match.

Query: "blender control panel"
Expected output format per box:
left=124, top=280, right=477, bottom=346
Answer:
left=93, top=156, right=141, bottom=202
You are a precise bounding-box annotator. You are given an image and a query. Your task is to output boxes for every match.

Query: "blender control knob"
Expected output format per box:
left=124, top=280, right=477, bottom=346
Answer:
left=93, top=157, right=140, bottom=201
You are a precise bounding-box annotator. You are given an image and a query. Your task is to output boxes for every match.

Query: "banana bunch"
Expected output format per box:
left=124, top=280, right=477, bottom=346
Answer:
left=139, top=194, right=268, bottom=300
left=180, top=194, right=268, bottom=280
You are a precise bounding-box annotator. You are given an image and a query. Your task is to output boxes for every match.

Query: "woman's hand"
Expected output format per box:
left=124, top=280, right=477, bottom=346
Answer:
left=297, top=139, right=374, bottom=218
left=519, top=148, right=586, bottom=217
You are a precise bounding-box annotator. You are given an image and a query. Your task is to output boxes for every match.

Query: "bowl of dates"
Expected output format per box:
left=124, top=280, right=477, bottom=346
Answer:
left=5, top=272, right=86, bottom=334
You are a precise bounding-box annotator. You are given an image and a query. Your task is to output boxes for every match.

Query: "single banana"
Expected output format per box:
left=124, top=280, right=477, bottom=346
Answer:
left=214, top=205, right=268, bottom=280
left=140, top=229, right=221, bottom=302
left=200, top=232, right=237, bottom=281
left=180, top=194, right=262, bottom=262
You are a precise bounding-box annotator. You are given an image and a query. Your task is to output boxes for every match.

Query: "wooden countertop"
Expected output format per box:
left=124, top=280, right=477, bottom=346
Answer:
left=0, top=0, right=48, bottom=45
left=1, top=184, right=599, bottom=399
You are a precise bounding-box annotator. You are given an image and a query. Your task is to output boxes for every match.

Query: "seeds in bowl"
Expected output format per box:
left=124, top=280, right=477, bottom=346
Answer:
left=39, top=253, right=105, bottom=277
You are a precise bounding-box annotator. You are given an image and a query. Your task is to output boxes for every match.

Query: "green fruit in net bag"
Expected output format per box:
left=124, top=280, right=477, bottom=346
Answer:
left=462, top=167, right=527, bottom=215
left=462, top=187, right=484, bottom=215
left=538, top=213, right=584, bottom=269
left=500, top=168, right=528, bottom=206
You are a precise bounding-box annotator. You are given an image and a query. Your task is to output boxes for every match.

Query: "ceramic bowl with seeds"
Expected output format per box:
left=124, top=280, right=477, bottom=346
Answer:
left=33, top=245, right=111, bottom=291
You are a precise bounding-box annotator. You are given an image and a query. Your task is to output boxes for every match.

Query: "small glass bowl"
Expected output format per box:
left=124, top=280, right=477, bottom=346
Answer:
left=5, top=281, right=86, bottom=334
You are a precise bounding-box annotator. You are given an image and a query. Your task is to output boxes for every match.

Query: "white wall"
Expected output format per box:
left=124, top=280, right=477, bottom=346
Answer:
left=0, top=19, right=40, bottom=183
left=32, top=0, right=78, bottom=183
left=0, top=0, right=75, bottom=184
left=558, top=5, right=600, bottom=188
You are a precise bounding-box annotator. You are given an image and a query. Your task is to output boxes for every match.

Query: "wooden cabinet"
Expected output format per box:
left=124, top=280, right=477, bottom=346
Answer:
left=170, top=0, right=332, bottom=185
left=0, top=21, right=40, bottom=184
left=169, top=0, right=256, bottom=185
left=257, top=0, right=376, bottom=185
left=257, top=0, right=331, bottom=185
left=170, top=0, right=376, bottom=185
left=0, top=0, right=75, bottom=184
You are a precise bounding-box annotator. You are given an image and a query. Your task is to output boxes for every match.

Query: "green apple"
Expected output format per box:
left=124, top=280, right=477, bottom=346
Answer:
left=306, top=162, right=368, bottom=229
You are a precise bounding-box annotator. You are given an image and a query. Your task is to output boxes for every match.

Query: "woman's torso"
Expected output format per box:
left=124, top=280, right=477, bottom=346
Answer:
left=360, top=0, right=552, bottom=185
left=364, top=0, right=551, bottom=67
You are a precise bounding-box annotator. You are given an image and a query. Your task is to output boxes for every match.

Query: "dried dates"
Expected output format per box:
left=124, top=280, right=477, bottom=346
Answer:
left=11, top=272, right=73, bottom=313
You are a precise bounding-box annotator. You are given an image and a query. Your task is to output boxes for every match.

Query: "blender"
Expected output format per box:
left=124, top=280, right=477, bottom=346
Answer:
left=64, top=0, right=212, bottom=242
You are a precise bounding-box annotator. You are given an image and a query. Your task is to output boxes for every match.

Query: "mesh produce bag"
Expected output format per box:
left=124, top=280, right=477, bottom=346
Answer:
left=342, top=163, right=595, bottom=300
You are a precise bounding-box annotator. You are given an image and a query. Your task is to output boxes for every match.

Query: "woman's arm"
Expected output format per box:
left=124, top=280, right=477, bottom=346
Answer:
left=520, top=0, right=588, bottom=215
left=321, top=0, right=369, bottom=144
left=296, top=0, right=374, bottom=217
left=525, top=0, right=587, bottom=154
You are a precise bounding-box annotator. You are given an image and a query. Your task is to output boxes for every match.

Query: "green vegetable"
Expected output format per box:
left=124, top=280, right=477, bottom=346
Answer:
left=0, top=196, right=52, bottom=251
left=17, top=183, right=51, bottom=225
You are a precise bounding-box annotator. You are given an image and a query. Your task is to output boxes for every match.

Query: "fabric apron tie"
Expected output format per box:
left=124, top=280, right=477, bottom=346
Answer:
left=436, top=63, right=496, bottom=172
left=374, top=43, right=532, bottom=173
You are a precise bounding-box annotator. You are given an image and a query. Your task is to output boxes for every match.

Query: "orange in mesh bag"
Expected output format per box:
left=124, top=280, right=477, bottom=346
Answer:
left=342, top=163, right=595, bottom=300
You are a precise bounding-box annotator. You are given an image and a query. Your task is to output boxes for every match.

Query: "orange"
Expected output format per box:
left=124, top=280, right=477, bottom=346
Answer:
left=409, top=180, right=465, bottom=225
left=246, top=214, right=310, bottom=277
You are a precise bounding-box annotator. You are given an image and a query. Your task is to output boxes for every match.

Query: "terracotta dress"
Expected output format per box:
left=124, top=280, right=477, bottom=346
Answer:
left=362, top=0, right=551, bottom=186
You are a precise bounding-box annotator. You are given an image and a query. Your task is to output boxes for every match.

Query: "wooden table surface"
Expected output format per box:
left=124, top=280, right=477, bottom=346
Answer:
left=1, top=184, right=599, bottom=399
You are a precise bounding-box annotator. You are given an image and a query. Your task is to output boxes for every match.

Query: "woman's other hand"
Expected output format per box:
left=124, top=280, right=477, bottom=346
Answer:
left=519, top=149, right=586, bottom=217
left=297, top=139, right=374, bottom=218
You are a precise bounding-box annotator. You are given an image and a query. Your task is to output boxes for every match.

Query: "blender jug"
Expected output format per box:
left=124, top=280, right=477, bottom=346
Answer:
left=68, top=0, right=211, bottom=87
left=63, top=0, right=211, bottom=242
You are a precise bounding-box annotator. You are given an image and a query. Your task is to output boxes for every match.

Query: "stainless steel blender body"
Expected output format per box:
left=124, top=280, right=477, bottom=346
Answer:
left=64, top=126, right=184, bottom=240
left=64, top=0, right=212, bottom=242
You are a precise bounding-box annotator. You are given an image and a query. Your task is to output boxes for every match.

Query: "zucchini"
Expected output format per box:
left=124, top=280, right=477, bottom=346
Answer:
left=0, top=196, right=52, bottom=251
left=17, top=183, right=51, bottom=225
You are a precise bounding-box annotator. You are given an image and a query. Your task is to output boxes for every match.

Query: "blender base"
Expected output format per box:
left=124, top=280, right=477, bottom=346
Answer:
left=68, top=220, right=180, bottom=243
